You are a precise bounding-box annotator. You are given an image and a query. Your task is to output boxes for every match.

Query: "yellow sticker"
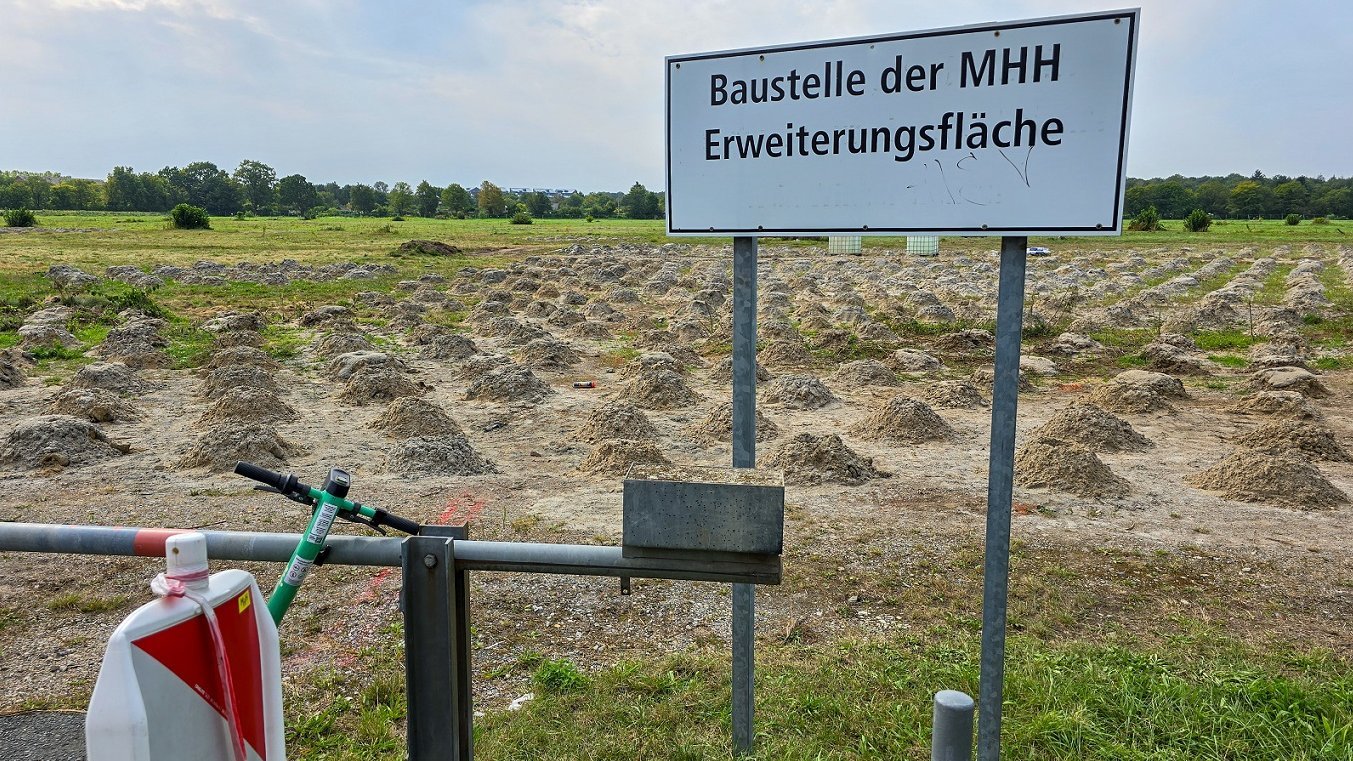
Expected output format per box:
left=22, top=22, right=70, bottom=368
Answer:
left=238, top=588, right=252, bottom=613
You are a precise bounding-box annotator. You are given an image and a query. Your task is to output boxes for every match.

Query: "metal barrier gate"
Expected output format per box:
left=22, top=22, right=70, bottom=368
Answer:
left=0, top=465, right=784, bottom=760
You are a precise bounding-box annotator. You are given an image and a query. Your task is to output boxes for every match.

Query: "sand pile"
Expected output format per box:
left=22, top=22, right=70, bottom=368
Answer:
left=566, top=320, right=612, bottom=340
left=197, top=387, right=297, bottom=427
left=1088, top=370, right=1187, bottom=414
left=72, top=362, right=150, bottom=394
left=1249, top=366, right=1329, bottom=398
left=618, top=368, right=700, bottom=410
left=1236, top=420, right=1350, bottom=462
left=620, top=352, right=684, bottom=379
left=1188, top=449, right=1346, bottom=509
left=1141, top=341, right=1206, bottom=375
left=202, top=366, right=278, bottom=399
left=329, top=351, right=408, bottom=381
left=577, top=402, right=659, bottom=442
left=383, top=435, right=496, bottom=476
left=834, top=360, right=899, bottom=387
left=578, top=439, right=671, bottom=475
left=339, top=367, right=429, bottom=405
left=204, top=346, right=279, bottom=371
left=370, top=397, right=464, bottom=438
left=936, top=329, right=994, bottom=353
left=1014, top=437, right=1130, bottom=497
left=766, top=433, right=889, bottom=486
left=299, top=304, right=353, bottom=328
left=760, top=375, right=838, bottom=410
left=396, top=239, right=461, bottom=257
left=0, top=415, right=130, bottom=470
left=848, top=396, right=954, bottom=443
left=918, top=380, right=988, bottom=409
left=312, top=332, right=375, bottom=359
left=518, top=338, right=581, bottom=370
left=1030, top=403, right=1154, bottom=452
left=46, top=388, right=140, bottom=423
left=96, top=318, right=171, bottom=369
left=202, top=312, right=266, bottom=333
left=1227, top=391, right=1319, bottom=419
left=419, top=334, right=478, bottom=361
left=708, top=357, right=771, bottom=384
left=176, top=424, right=294, bottom=471
left=214, top=330, right=266, bottom=349
left=688, top=401, right=779, bottom=444
left=465, top=365, right=554, bottom=404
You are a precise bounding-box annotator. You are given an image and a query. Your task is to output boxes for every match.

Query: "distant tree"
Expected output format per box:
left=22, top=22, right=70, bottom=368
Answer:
left=440, top=183, right=474, bottom=216
left=106, top=166, right=141, bottom=211
left=388, top=181, right=415, bottom=217
left=0, top=182, right=34, bottom=210
left=622, top=182, right=661, bottom=219
left=1151, top=182, right=1195, bottom=219
left=581, top=192, right=618, bottom=218
left=348, top=184, right=378, bottom=215
left=415, top=181, right=440, bottom=217
left=276, top=174, right=317, bottom=216
left=372, top=181, right=389, bottom=206
left=477, top=181, right=507, bottom=217
left=161, top=162, right=242, bottom=215
left=233, top=160, right=277, bottom=214
left=523, top=191, right=552, bottom=218
left=1193, top=181, right=1229, bottom=217
left=1273, top=180, right=1310, bottom=216
left=1229, top=181, right=1273, bottom=219
left=170, top=203, right=211, bottom=229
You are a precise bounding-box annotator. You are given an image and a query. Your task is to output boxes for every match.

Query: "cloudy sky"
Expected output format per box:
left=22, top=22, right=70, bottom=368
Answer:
left=2, top=0, right=1349, bottom=191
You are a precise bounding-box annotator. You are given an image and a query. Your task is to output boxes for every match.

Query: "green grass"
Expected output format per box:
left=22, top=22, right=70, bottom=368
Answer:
left=46, top=592, right=131, bottom=614
left=1194, top=330, right=1256, bottom=351
left=1208, top=354, right=1249, bottom=369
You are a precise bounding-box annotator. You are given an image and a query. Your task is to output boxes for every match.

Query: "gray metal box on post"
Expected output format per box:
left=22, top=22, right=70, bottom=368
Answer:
left=621, top=464, right=784, bottom=559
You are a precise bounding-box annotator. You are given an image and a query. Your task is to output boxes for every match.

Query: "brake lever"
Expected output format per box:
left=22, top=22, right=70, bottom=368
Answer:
left=252, top=484, right=316, bottom=507
left=337, top=509, right=387, bottom=535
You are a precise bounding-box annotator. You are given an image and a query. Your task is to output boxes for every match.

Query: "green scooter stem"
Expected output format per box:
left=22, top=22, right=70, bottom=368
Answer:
left=267, top=488, right=342, bottom=625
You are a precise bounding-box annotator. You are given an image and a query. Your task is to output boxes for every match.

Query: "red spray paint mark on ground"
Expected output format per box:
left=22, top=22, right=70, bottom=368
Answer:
left=437, top=492, right=486, bottom=526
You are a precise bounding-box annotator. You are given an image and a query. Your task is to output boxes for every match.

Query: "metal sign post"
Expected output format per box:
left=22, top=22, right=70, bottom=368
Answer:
left=977, top=236, right=1028, bottom=760
left=730, top=235, right=759, bottom=753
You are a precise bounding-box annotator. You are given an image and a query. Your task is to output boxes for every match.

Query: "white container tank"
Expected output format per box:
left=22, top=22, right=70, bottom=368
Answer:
left=86, top=532, right=286, bottom=761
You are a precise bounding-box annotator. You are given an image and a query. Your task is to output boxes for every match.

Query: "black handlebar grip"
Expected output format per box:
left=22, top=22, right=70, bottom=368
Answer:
left=375, top=508, right=421, bottom=536
left=234, top=461, right=293, bottom=492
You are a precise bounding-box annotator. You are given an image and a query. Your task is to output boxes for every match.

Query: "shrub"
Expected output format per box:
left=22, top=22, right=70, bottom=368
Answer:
left=584, top=214, right=596, bottom=223
left=392, top=215, right=405, bottom=222
left=4, top=207, right=37, bottom=227
left=1127, top=205, right=1162, bottom=232
left=170, top=203, right=211, bottom=230
left=1312, top=216, right=1329, bottom=225
left=510, top=210, right=533, bottom=225
left=1285, top=213, right=1302, bottom=226
left=1183, top=208, right=1212, bottom=232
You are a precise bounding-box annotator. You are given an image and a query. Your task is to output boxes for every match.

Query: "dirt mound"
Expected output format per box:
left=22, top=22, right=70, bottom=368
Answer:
left=371, top=397, right=464, bottom=439
left=760, top=375, right=838, bottom=410
left=204, top=346, right=279, bottom=371
left=213, top=330, right=266, bottom=349
left=834, top=360, right=899, bottom=386
left=620, top=352, right=684, bottom=379
left=1030, top=403, right=1154, bottom=452
left=1087, top=370, right=1187, bottom=414
left=201, top=312, right=266, bottom=333
left=936, top=329, right=994, bottom=353
left=618, top=368, right=700, bottom=410
left=885, top=349, right=942, bottom=373
left=299, top=305, right=353, bottom=328
left=577, top=402, right=659, bottom=442
left=46, top=388, right=140, bottom=423
left=96, top=319, right=171, bottom=369
left=329, top=351, right=408, bottom=381
left=918, top=380, right=988, bottom=409
left=1014, top=437, right=1130, bottom=497
left=71, top=362, right=150, bottom=394
left=1227, top=391, right=1319, bottom=419
left=1249, top=366, right=1329, bottom=398
left=312, top=332, right=374, bottom=359
left=202, top=366, right=278, bottom=399
left=566, top=320, right=612, bottom=340
left=708, top=357, right=771, bottom=384
left=0, top=358, right=25, bottom=389
left=383, top=435, right=495, bottom=476
left=758, top=339, right=815, bottom=368
left=848, top=396, right=954, bottom=443
left=1187, top=449, right=1347, bottom=509
left=1236, top=420, right=1350, bottom=462
left=397, top=240, right=462, bottom=257
left=688, top=401, right=779, bottom=444
left=0, top=415, right=130, bottom=470
left=419, top=334, right=478, bottom=361
left=766, top=433, right=889, bottom=486
left=339, top=367, right=429, bottom=406
left=465, top=365, right=554, bottom=403
left=518, top=338, right=581, bottom=370
left=577, top=439, right=671, bottom=475
left=176, top=424, right=294, bottom=472
left=197, top=387, right=297, bottom=427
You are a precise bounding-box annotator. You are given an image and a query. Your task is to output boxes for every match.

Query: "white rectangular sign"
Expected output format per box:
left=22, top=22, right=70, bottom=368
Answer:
left=666, top=9, right=1139, bottom=237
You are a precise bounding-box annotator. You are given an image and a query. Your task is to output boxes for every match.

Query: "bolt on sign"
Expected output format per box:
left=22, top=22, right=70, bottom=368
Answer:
left=666, top=9, right=1139, bottom=237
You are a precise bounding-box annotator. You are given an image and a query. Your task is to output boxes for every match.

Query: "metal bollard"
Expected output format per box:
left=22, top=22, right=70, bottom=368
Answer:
left=932, top=690, right=975, bottom=761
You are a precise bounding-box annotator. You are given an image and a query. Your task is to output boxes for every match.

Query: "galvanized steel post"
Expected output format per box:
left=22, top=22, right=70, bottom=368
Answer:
left=977, top=236, right=1028, bottom=760
left=731, top=235, right=758, bottom=753
left=932, top=689, right=975, bottom=761
left=403, top=525, right=471, bottom=761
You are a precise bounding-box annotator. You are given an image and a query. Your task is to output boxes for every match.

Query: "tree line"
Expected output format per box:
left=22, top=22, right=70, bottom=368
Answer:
left=1126, top=171, right=1353, bottom=220
left=0, top=160, right=666, bottom=220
